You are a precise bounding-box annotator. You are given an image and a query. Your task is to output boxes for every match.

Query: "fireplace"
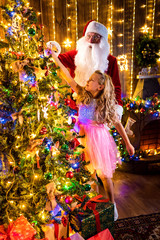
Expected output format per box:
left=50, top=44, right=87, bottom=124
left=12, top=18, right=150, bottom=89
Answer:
left=124, top=112, right=160, bottom=156
left=140, top=119, right=160, bottom=155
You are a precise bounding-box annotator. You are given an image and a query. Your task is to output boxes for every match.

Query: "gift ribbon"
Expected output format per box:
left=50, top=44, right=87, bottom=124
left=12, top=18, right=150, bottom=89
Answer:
left=83, top=195, right=109, bottom=233
left=50, top=210, right=62, bottom=224
left=71, top=195, right=88, bottom=211
left=74, top=195, right=109, bottom=234
left=54, top=221, right=59, bottom=239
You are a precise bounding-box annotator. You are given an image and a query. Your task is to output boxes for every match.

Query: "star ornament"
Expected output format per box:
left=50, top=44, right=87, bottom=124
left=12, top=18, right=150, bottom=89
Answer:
left=63, top=38, right=72, bottom=48
left=141, top=24, right=149, bottom=33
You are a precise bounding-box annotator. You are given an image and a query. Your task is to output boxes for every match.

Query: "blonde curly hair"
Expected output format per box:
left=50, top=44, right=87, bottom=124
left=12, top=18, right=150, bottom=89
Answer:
left=76, top=70, right=118, bottom=127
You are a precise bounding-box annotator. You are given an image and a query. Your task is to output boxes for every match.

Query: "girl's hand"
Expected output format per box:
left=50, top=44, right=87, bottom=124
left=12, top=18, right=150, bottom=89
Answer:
left=126, top=143, right=135, bottom=156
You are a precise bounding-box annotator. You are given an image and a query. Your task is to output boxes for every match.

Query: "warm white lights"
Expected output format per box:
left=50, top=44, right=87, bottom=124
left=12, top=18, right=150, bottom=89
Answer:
left=151, top=0, right=156, bottom=37
left=51, top=0, right=56, bottom=40
left=110, top=1, right=113, bottom=54
left=117, top=54, right=128, bottom=71
left=130, top=0, right=136, bottom=98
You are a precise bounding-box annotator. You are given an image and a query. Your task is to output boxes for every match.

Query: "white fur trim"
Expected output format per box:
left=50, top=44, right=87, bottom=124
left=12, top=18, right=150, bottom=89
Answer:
left=115, top=104, right=123, bottom=120
left=85, top=21, right=108, bottom=41
left=46, top=41, right=61, bottom=56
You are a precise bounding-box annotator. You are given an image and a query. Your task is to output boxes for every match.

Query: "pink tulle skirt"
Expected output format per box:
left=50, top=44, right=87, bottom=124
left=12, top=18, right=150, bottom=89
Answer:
left=79, top=121, right=121, bottom=178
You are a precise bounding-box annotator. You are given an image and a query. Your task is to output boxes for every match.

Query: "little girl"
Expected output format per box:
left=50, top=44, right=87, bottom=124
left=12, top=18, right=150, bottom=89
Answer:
left=51, top=50, right=135, bottom=220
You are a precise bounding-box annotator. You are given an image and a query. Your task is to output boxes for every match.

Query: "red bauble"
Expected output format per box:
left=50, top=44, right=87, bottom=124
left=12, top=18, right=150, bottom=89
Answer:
left=40, top=126, right=47, bottom=135
left=66, top=154, right=69, bottom=160
left=65, top=99, right=70, bottom=105
left=72, top=117, right=76, bottom=124
left=66, top=171, right=74, bottom=179
left=65, top=196, right=73, bottom=204
left=81, top=152, right=85, bottom=161
left=45, top=70, right=49, bottom=76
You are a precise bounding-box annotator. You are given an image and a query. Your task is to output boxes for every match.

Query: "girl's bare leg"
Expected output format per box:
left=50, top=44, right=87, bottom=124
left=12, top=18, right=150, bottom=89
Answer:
left=101, top=177, right=118, bottom=220
left=101, top=177, right=114, bottom=202
left=91, top=171, right=99, bottom=193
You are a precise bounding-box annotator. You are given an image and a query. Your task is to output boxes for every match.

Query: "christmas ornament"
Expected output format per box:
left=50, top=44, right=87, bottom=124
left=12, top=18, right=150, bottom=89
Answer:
left=66, top=171, right=74, bottom=179
left=45, top=70, right=49, bottom=76
left=65, top=154, right=70, bottom=160
left=71, top=162, right=80, bottom=169
left=65, top=99, right=70, bottom=105
left=46, top=41, right=61, bottom=56
left=65, top=196, right=73, bottom=204
left=6, top=10, right=15, bottom=18
left=40, top=126, right=47, bottom=135
left=45, top=172, right=53, bottom=180
left=28, top=28, right=36, bottom=37
left=27, top=94, right=33, bottom=103
left=52, top=71, right=57, bottom=76
left=81, top=176, right=88, bottom=183
left=72, top=117, right=76, bottom=124
left=32, top=220, right=38, bottom=226
left=84, top=184, right=91, bottom=191
left=61, top=144, right=69, bottom=150
left=44, top=147, right=50, bottom=155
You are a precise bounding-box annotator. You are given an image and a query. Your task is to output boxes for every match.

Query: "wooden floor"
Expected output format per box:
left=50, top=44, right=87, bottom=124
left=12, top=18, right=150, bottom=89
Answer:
left=99, top=170, right=160, bottom=219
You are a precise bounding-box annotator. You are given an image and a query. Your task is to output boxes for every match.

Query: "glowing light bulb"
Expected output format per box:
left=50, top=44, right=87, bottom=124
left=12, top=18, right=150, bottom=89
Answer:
left=34, top=174, right=38, bottom=179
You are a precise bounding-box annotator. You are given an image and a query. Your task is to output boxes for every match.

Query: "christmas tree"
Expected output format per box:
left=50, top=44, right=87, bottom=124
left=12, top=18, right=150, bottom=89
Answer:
left=0, top=0, right=92, bottom=238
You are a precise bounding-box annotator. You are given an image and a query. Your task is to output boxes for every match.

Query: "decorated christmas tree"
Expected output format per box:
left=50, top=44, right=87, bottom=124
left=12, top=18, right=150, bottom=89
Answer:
left=0, top=0, right=92, bottom=238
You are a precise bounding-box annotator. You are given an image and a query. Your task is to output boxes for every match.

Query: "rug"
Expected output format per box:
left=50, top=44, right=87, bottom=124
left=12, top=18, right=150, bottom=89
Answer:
left=114, top=212, right=160, bottom=240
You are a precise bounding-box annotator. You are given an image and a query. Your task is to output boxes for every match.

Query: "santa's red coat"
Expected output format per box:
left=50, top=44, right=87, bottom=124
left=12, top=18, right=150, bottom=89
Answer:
left=59, top=50, right=123, bottom=106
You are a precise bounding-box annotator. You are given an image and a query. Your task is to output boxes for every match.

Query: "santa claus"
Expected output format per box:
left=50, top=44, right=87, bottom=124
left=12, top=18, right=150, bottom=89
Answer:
left=58, top=20, right=123, bottom=119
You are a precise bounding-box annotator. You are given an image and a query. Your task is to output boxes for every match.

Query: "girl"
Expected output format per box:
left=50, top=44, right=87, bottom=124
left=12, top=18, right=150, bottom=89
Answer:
left=51, top=50, right=135, bottom=220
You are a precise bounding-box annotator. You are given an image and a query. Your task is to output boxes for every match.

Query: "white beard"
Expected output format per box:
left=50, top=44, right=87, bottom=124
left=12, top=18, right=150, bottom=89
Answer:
left=74, top=36, right=110, bottom=86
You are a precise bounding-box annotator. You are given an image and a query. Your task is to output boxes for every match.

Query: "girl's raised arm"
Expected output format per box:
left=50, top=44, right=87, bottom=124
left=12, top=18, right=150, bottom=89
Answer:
left=51, top=50, right=78, bottom=92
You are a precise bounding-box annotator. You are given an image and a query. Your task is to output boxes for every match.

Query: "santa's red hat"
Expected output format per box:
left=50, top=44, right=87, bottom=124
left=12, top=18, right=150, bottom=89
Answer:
left=84, top=21, right=108, bottom=41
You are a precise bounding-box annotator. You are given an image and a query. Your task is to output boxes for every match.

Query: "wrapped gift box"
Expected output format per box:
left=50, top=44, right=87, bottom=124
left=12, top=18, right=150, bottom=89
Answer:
left=87, top=228, right=114, bottom=240
left=44, top=221, right=67, bottom=240
left=0, top=215, right=47, bottom=240
left=43, top=204, right=68, bottom=240
left=69, top=195, right=114, bottom=240
left=62, top=232, right=85, bottom=240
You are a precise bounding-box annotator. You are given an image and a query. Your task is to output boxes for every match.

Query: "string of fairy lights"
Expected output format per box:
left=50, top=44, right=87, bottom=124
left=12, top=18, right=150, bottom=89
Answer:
left=130, top=0, right=136, bottom=98
left=75, top=0, right=78, bottom=41
left=96, top=0, right=99, bottom=22
left=91, top=0, right=99, bottom=22
left=51, top=0, right=56, bottom=41
left=109, top=1, right=113, bottom=55
left=151, top=0, right=156, bottom=37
